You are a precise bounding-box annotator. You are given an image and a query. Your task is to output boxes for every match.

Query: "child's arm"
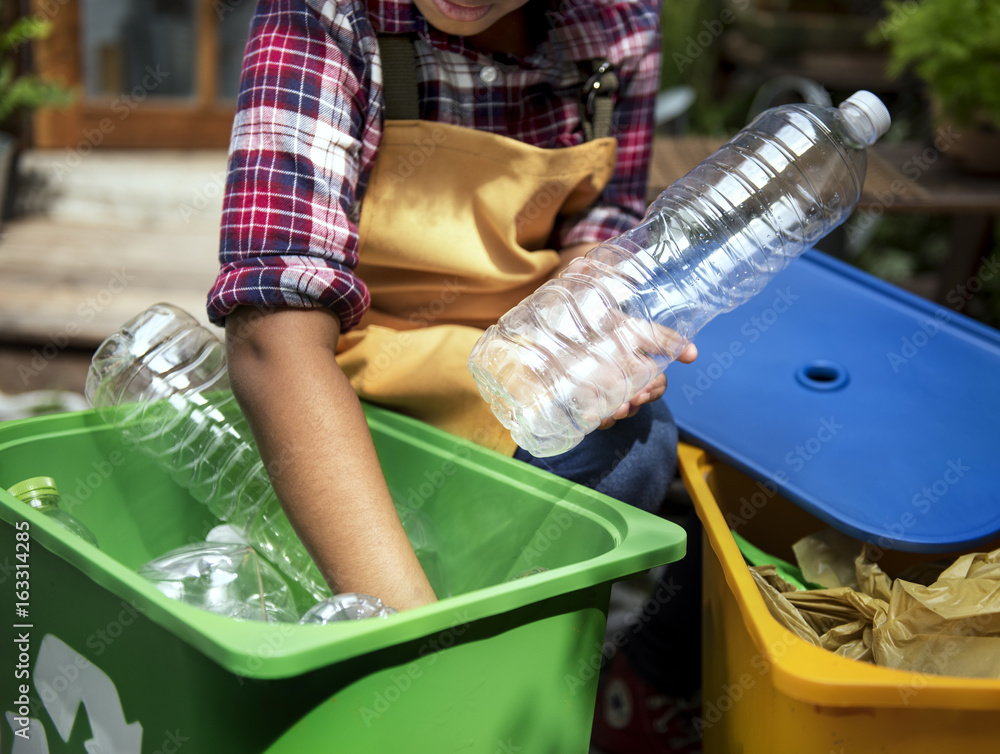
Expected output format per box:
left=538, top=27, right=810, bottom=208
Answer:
left=226, top=305, right=437, bottom=611
left=208, top=4, right=435, bottom=608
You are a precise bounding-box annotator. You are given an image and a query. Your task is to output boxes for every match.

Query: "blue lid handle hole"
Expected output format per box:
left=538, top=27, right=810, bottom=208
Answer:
left=796, top=360, right=849, bottom=391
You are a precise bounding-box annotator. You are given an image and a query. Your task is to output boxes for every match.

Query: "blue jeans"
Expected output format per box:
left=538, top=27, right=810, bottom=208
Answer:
left=512, top=399, right=679, bottom=514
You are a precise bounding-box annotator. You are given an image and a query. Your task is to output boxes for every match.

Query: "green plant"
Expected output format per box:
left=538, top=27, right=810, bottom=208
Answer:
left=0, top=13, right=73, bottom=129
left=659, top=1, right=754, bottom=136
left=878, top=0, right=1000, bottom=130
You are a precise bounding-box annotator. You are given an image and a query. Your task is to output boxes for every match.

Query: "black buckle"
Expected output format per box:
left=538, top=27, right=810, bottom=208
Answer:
left=583, top=60, right=616, bottom=121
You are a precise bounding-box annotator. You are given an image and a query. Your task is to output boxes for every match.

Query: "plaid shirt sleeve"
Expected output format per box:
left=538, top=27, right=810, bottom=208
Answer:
left=553, top=2, right=662, bottom=250
left=207, top=0, right=378, bottom=332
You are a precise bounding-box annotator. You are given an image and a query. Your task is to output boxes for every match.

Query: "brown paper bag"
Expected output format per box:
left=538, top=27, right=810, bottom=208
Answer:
left=750, top=566, right=883, bottom=662
left=872, top=550, right=1000, bottom=678
left=749, top=545, right=1000, bottom=678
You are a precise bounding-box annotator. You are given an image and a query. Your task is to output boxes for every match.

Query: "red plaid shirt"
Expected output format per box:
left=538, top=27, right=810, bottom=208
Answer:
left=208, top=0, right=663, bottom=331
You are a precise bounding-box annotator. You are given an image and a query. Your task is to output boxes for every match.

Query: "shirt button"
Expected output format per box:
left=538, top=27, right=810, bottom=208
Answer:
left=479, top=65, right=499, bottom=85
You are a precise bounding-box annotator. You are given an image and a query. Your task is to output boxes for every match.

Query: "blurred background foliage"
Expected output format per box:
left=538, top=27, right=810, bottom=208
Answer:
left=657, top=0, right=1000, bottom=328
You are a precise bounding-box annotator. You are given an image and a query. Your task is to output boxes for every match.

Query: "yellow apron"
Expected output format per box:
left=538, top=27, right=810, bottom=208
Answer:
left=336, top=111, right=616, bottom=455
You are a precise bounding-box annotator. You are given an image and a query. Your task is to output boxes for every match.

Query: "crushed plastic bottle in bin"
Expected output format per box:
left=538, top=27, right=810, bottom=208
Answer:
left=469, top=91, right=892, bottom=457
left=6, top=476, right=99, bottom=547
left=299, top=593, right=397, bottom=624
left=138, top=542, right=300, bottom=623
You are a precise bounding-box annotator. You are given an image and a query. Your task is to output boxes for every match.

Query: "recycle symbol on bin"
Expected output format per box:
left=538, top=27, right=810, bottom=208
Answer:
left=7, top=634, right=143, bottom=753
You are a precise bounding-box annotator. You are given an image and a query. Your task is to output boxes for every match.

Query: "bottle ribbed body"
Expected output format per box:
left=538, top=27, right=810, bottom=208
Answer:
left=85, top=304, right=333, bottom=603
left=469, top=93, right=887, bottom=458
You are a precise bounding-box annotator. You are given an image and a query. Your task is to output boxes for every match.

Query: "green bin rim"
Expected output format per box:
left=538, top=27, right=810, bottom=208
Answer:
left=0, top=404, right=686, bottom=679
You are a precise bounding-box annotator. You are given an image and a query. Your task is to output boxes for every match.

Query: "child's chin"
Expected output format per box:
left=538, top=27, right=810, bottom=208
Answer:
left=419, top=0, right=496, bottom=35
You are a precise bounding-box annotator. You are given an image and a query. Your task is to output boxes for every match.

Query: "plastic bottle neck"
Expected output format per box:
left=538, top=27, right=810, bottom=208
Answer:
left=18, top=493, right=60, bottom=513
left=838, top=101, right=881, bottom=147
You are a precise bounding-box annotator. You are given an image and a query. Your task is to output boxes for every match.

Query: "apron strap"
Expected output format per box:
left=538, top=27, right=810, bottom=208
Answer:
left=374, top=33, right=616, bottom=139
left=377, top=34, right=421, bottom=121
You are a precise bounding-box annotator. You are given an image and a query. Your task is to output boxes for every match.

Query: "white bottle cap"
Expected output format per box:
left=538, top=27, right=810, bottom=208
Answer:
left=844, top=90, right=892, bottom=142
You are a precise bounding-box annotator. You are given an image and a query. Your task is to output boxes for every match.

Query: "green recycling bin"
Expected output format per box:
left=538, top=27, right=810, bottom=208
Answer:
left=0, top=403, right=685, bottom=753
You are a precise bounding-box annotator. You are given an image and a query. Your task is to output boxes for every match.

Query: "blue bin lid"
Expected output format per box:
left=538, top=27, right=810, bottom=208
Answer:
left=666, top=249, right=1000, bottom=553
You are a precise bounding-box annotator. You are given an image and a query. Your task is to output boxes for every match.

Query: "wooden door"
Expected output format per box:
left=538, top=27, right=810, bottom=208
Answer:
left=30, top=0, right=254, bottom=148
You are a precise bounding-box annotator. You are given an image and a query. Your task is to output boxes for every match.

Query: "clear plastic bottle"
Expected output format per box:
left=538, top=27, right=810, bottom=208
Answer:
left=138, top=542, right=300, bottom=623
left=7, top=476, right=99, bottom=547
left=469, top=91, right=891, bottom=457
left=84, top=303, right=333, bottom=604
left=299, top=593, right=397, bottom=624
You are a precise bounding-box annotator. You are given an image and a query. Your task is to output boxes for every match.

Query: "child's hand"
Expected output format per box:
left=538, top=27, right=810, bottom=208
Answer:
left=598, top=343, right=698, bottom=430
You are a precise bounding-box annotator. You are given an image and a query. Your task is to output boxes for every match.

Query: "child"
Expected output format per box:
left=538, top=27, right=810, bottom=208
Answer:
left=209, top=0, right=698, bottom=716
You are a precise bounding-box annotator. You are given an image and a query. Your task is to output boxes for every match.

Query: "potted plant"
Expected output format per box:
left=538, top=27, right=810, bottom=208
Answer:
left=878, top=0, right=1000, bottom=174
left=1, top=10, right=73, bottom=220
